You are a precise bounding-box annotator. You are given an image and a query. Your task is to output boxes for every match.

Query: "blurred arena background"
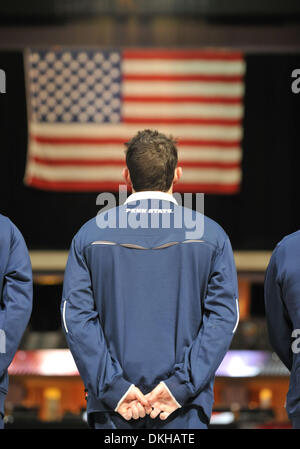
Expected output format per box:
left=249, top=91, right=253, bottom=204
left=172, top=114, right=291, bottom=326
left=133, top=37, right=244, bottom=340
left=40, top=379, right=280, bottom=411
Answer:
left=1, top=0, right=300, bottom=429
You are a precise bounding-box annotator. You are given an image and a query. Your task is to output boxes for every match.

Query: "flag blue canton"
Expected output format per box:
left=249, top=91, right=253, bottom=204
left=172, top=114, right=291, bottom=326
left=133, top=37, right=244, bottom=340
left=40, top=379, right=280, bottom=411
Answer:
left=28, top=50, right=122, bottom=124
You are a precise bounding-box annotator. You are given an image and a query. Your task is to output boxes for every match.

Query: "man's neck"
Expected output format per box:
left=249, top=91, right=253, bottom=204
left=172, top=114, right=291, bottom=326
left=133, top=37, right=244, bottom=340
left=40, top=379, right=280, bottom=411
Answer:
left=131, top=188, right=173, bottom=194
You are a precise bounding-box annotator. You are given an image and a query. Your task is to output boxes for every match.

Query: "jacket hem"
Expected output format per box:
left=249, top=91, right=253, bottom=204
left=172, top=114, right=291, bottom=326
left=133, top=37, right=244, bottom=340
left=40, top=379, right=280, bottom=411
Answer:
left=86, top=390, right=213, bottom=423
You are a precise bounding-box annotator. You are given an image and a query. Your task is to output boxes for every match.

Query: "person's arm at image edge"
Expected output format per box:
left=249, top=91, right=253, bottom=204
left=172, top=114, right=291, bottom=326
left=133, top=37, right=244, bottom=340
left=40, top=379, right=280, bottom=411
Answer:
left=0, top=222, right=33, bottom=377
left=264, top=247, right=293, bottom=371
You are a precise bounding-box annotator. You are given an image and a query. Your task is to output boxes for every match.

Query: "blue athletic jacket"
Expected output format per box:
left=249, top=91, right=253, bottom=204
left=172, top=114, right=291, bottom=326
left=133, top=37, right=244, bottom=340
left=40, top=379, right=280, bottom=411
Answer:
left=0, top=215, right=33, bottom=417
left=61, top=191, right=239, bottom=422
left=265, top=230, right=300, bottom=424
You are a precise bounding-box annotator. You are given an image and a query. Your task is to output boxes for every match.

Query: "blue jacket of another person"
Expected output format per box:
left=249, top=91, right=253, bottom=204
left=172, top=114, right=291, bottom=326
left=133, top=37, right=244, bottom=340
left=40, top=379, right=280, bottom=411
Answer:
left=265, top=230, right=300, bottom=424
left=0, top=215, right=33, bottom=419
left=61, top=192, right=239, bottom=423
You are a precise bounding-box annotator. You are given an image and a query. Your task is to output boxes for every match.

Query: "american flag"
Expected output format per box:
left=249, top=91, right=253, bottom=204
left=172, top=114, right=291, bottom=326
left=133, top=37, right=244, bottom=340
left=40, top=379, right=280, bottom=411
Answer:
left=24, top=48, right=245, bottom=193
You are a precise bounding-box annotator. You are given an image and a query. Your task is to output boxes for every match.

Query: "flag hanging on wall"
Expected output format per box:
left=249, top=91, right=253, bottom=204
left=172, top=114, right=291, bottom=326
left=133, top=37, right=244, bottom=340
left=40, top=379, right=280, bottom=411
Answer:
left=24, top=48, right=245, bottom=193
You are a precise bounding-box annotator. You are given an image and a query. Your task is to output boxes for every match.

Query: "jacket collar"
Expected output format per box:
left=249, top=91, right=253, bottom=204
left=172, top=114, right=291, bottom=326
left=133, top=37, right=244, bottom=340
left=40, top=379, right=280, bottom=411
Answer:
left=124, top=190, right=178, bottom=205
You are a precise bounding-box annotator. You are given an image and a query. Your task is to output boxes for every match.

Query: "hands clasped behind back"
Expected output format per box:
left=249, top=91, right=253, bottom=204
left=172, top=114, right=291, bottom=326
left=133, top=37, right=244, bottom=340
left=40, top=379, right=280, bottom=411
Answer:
left=116, top=383, right=181, bottom=421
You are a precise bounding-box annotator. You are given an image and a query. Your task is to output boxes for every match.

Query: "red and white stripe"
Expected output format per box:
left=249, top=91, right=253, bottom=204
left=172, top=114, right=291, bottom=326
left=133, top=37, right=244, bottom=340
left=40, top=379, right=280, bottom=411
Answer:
left=25, top=49, right=245, bottom=193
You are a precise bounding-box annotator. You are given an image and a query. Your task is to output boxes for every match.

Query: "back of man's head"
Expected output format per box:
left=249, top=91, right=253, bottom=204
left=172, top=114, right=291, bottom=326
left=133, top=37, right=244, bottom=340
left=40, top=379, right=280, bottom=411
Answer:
left=125, top=129, right=178, bottom=192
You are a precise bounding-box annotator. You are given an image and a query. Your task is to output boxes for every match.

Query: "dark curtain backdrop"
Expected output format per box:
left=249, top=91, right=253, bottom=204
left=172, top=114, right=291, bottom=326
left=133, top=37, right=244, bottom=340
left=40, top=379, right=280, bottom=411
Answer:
left=0, top=51, right=300, bottom=250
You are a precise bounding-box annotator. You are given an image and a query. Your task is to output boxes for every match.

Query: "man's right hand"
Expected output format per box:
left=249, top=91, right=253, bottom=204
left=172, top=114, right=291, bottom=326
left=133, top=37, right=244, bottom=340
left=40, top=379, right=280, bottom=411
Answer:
left=116, top=386, right=151, bottom=420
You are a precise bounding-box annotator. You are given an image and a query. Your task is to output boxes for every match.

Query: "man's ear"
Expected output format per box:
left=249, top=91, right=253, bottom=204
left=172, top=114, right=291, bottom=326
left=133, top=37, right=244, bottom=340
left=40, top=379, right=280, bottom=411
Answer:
left=122, top=167, right=132, bottom=188
left=173, top=167, right=182, bottom=186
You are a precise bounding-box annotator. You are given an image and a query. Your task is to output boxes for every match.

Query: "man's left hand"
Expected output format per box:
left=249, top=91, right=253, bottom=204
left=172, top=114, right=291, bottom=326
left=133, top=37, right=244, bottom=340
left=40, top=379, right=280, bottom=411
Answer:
left=116, top=386, right=150, bottom=420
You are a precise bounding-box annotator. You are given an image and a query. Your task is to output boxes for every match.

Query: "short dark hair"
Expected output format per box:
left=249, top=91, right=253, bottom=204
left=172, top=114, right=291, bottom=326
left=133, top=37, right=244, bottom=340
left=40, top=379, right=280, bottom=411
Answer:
left=125, top=129, right=178, bottom=192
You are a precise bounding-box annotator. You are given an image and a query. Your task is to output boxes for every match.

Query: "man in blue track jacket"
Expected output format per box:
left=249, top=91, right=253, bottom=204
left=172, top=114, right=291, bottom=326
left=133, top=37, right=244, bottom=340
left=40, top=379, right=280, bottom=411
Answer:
left=265, top=231, right=300, bottom=429
left=0, top=215, right=33, bottom=429
left=61, top=129, right=239, bottom=429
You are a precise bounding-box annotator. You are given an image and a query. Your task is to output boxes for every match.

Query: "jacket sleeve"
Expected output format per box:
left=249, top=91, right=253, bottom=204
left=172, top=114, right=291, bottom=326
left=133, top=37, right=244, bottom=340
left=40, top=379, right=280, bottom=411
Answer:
left=163, top=236, right=239, bottom=406
left=61, top=236, right=133, bottom=411
left=264, top=246, right=293, bottom=371
left=0, top=222, right=33, bottom=377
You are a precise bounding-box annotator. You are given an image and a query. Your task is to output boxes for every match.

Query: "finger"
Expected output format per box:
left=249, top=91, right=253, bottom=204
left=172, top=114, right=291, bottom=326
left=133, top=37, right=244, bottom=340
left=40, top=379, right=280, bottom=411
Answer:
left=123, top=408, right=132, bottom=421
left=150, top=407, right=161, bottom=419
left=136, top=402, right=146, bottom=418
left=151, top=400, right=177, bottom=414
left=160, top=411, right=170, bottom=420
left=131, top=403, right=140, bottom=420
left=159, top=404, right=178, bottom=414
left=145, top=405, right=153, bottom=415
left=134, top=388, right=149, bottom=407
left=144, top=393, right=153, bottom=410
